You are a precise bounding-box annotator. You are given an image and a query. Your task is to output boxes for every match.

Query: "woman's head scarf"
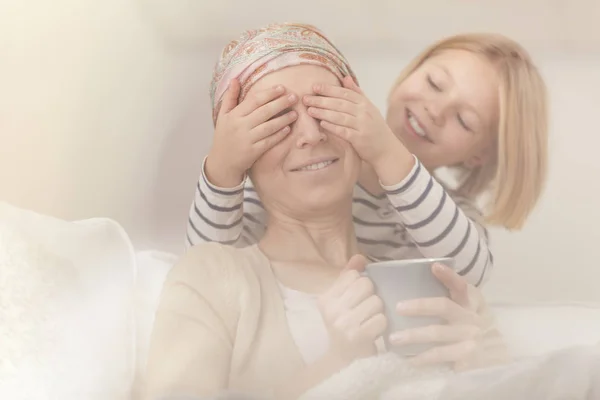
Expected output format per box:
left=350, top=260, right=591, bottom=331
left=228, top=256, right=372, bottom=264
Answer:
left=210, top=22, right=358, bottom=123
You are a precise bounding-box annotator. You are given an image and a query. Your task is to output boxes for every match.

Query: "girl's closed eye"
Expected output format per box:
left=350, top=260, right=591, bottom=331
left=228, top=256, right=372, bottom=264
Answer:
left=427, top=75, right=441, bottom=92
left=457, top=114, right=471, bottom=131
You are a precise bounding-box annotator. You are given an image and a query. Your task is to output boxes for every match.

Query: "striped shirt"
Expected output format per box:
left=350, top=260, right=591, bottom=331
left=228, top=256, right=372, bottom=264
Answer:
left=186, top=156, right=493, bottom=287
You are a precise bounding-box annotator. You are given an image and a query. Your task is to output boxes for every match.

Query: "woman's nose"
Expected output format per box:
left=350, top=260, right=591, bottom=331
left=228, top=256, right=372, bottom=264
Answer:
left=295, top=113, right=326, bottom=148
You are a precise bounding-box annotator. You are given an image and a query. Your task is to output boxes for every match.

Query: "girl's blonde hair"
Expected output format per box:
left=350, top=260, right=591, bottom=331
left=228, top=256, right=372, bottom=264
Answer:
left=389, top=33, right=548, bottom=230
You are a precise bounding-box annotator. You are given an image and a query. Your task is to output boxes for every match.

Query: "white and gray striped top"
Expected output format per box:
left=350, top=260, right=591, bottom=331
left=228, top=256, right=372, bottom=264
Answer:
left=186, top=157, right=493, bottom=287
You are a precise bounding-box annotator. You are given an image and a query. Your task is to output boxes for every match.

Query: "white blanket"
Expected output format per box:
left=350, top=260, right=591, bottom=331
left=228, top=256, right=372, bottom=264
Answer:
left=299, top=354, right=449, bottom=400
left=0, top=201, right=137, bottom=400
left=437, top=345, right=600, bottom=400
left=299, top=346, right=600, bottom=400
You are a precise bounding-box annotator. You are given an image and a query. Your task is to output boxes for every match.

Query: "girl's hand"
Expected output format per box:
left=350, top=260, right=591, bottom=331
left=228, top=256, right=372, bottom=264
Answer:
left=303, top=76, right=414, bottom=182
left=206, top=79, right=298, bottom=188
left=389, top=263, right=510, bottom=371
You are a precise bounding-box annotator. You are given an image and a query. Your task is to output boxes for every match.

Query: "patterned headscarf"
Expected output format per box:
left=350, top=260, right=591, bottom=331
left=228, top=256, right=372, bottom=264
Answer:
left=210, top=22, right=358, bottom=123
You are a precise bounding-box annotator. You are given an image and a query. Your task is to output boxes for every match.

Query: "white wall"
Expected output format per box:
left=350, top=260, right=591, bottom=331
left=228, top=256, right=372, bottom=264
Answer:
left=1, top=0, right=599, bottom=302
left=0, top=0, right=214, bottom=246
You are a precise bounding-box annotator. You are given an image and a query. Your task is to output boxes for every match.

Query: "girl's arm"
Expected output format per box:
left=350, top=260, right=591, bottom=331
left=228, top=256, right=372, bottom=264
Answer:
left=186, top=157, right=266, bottom=249
left=383, top=157, right=493, bottom=287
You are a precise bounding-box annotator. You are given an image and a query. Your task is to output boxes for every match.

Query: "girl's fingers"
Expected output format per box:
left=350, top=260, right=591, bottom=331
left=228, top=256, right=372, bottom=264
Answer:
left=250, top=110, right=297, bottom=142
left=319, top=121, right=355, bottom=142
left=303, top=95, right=356, bottom=114
left=236, top=85, right=289, bottom=117
left=218, top=79, right=241, bottom=116
left=342, top=75, right=363, bottom=95
left=312, top=83, right=362, bottom=104
left=308, top=107, right=356, bottom=129
left=247, top=92, right=298, bottom=128
left=251, top=126, right=292, bottom=156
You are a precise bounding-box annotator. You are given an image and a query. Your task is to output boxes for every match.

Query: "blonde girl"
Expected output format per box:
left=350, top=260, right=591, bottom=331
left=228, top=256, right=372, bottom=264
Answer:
left=187, top=30, right=548, bottom=288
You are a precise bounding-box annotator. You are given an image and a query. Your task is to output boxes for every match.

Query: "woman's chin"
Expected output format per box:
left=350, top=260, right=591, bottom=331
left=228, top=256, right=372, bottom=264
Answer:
left=292, top=189, right=352, bottom=216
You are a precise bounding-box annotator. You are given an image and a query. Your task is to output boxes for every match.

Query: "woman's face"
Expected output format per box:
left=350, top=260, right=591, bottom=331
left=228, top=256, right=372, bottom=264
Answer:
left=387, top=50, right=500, bottom=170
left=248, top=65, right=360, bottom=217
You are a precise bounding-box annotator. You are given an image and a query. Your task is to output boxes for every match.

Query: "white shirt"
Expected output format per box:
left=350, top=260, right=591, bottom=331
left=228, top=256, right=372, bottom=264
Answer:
left=277, top=282, right=330, bottom=365
left=277, top=282, right=386, bottom=364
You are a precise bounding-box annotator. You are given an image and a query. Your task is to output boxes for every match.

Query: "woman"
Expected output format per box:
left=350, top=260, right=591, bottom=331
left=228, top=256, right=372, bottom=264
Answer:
left=144, top=23, right=504, bottom=400
left=187, top=27, right=548, bottom=288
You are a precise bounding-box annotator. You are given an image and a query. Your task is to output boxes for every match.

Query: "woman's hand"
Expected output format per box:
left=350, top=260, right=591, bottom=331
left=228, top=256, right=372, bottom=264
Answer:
left=303, top=76, right=414, bottom=184
left=389, top=263, right=510, bottom=371
left=205, top=79, right=298, bottom=188
left=274, top=256, right=386, bottom=400
left=317, top=254, right=387, bottom=364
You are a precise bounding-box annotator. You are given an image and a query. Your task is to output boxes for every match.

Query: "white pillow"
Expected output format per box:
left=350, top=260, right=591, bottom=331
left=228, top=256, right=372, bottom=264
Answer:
left=491, top=301, right=600, bottom=358
left=0, top=202, right=137, bottom=400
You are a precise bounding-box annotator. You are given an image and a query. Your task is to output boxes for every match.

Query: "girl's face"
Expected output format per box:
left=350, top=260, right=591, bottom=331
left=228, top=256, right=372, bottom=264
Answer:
left=387, top=49, right=500, bottom=170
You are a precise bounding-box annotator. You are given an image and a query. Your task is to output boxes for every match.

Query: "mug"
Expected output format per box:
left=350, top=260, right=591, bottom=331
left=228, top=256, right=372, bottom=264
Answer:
left=363, top=257, right=454, bottom=356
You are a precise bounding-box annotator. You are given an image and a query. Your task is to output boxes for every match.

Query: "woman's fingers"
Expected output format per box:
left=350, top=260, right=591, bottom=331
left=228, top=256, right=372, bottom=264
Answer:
left=321, top=254, right=370, bottom=306
left=359, top=313, right=387, bottom=341
left=321, top=268, right=361, bottom=300
left=454, top=334, right=511, bottom=371
left=344, top=294, right=384, bottom=327
left=409, top=340, right=478, bottom=367
left=432, top=263, right=471, bottom=309
left=389, top=324, right=481, bottom=346
left=345, top=254, right=369, bottom=273
left=338, top=277, right=375, bottom=309
left=405, top=328, right=510, bottom=371
left=396, top=296, right=477, bottom=324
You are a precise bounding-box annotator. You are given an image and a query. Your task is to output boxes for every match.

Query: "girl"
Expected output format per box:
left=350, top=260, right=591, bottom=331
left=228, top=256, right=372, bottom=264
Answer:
left=186, top=30, right=548, bottom=288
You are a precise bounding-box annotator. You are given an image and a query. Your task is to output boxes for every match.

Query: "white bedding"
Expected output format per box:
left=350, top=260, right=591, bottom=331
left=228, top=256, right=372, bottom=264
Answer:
left=0, top=201, right=137, bottom=400
left=2, top=200, right=600, bottom=400
left=300, top=345, right=600, bottom=400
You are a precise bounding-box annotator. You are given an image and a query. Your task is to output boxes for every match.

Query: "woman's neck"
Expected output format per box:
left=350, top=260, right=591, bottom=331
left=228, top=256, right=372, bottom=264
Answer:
left=259, top=205, right=358, bottom=271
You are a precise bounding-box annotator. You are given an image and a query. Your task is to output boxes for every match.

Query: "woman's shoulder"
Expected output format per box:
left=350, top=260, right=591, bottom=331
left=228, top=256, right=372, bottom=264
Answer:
left=185, top=241, right=259, bottom=263
left=169, top=243, right=266, bottom=290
